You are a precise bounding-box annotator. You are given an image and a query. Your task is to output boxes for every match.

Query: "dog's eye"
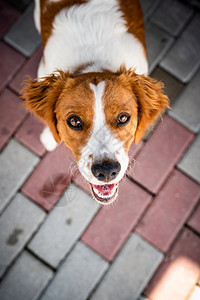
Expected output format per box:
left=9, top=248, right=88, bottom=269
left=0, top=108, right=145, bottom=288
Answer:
left=67, top=116, right=83, bottom=130
left=117, top=113, right=130, bottom=126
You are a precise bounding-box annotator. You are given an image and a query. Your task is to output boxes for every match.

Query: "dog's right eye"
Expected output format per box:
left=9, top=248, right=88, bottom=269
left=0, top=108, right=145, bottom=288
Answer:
left=66, top=116, right=83, bottom=130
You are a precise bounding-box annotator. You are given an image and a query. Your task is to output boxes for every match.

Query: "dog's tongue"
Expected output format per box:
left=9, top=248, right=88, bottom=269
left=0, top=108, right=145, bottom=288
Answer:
left=92, top=184, right=115, bottom=196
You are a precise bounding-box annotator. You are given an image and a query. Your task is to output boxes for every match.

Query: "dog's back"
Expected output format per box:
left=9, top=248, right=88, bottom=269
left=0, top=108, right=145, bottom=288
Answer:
left=34, top=0, right=148, bottom=78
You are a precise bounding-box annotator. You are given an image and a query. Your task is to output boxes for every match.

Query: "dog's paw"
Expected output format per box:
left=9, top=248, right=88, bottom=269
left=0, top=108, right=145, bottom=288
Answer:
left=40, top=127, right=58, bottom=151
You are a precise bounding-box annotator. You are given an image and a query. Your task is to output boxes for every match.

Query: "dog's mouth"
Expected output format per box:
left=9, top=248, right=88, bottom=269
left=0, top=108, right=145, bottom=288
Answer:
left=89, top=183, right=119, bottom=205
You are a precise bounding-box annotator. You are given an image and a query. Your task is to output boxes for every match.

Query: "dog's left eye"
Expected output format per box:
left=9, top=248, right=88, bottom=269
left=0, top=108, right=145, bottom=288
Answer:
left=67, top=116, right=83, bottom=130
left=117, top=113, right=130, bottom=126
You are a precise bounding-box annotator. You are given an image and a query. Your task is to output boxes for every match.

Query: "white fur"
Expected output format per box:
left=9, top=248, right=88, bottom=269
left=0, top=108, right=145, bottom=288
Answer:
left=34, top=0, right=41, bottom=33
left=40, top=127, right=58, bottom=151
left=38, top=0, right=148, bottom=78
left=78, top=81, right=129, bottom=185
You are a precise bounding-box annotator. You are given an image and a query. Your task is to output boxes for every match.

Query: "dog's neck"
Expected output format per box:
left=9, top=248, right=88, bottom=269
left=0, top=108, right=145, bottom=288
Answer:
left=73, top=61, right=110, bottom=75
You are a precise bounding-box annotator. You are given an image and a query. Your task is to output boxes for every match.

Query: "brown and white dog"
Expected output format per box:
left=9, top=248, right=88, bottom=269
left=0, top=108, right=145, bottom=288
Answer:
left=22, top=0, right=169, bottom=204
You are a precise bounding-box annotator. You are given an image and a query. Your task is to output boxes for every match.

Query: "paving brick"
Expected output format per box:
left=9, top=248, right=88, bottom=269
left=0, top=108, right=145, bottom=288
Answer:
left=169, top=69, right=200, bottom=133
left=128, top=140, right=144, bottom=159
left=72, top=171, right=91, bottom=195
left=0, top=41, right=26, bottom=92
left=82, top=178, right=152, bottom=261
left=91, top=233, right=163, bottom=300
left=160, top=15, right=200, bottom=83
left=136, top=169, right=200, bottom=252
left=0, top=89, right=27, bottom=151
left=8, top=0, right=32, bottom=12
left=145, top=228, right=200, bottom=300
left=178, top=134, right=200, bottom=184
left=140, top=0, right=161, bottom=20
left=41, top=241, right=108, bottom=300
left=0, top=0, right=20, bottom=39
left=151, top=67, right=184, bottom=105
left=188, top=286, right=200, bottom=300
left=0, top=251, right=53, bottom=300
left=4, top=3, right=41, bottom=57
left=130, top=116, right=194, bottom=194
left=0, top=139, right=39, bottom=213
left=10, top=46, right=42, bottom=94
left=0, top=193, right=46, bottom=279
left=21, top=142, right=75, bottom=210
left=150, top=0, right=193, bottom=36
left=188, top=204, right=200, bottom=235
left=15, top=114, right=46, bottom=157
left=145, top=22, right=174, bottom=73
left=28, top=184, right=99, bottom=268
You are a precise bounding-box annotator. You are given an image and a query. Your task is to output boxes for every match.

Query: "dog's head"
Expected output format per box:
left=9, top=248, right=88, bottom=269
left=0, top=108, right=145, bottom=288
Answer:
left=22, top=68, right=169, bottom=204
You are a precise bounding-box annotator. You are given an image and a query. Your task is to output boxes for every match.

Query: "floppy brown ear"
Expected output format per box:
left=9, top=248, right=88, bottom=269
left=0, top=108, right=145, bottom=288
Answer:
left=21, top=71, right=70, bottom=144
left=130, top=73, right=169, bottom=144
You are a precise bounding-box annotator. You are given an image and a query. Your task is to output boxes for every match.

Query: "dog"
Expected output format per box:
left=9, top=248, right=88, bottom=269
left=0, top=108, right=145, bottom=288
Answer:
left=22, top=0, right=169, bottom=205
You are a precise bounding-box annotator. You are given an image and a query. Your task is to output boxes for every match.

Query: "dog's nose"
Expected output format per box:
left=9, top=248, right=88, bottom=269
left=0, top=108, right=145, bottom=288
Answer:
left=91, top=160, right=121, bottom=182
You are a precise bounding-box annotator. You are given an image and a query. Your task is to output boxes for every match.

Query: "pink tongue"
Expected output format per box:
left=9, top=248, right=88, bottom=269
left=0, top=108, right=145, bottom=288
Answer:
left=93, top=184, right=115, bottom=196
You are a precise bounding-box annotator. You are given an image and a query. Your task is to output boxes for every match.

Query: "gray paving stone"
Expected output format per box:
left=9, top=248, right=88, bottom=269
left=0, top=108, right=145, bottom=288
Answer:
left=0, top=193, right=46, bottom=279
left=151, top=67, right=184, bottom=105
left=160, top=15, right=200, bottom=83
left=178, top=134, right=200, bottom=184
left=8, top=0, right=32, bottom=12
left=0, top=139, right=39, bottom=213
left=41, top=241, right=108, bottom=300
left=145, top=22, right=174, bottom=73
left=140, top=0, right=161, bottom=20
left=4, top=3, right=41, bottom=57
left=28, top=184, right=99, bottom=268
left=0, top=251, right=53, bottom=300
left=137, top=297, right=149, bottom=300
left=91, top=233, right=163, bottom=300
left=151, top=0, right=193, bottom=36
left=169, top=69, right=200, bottom=133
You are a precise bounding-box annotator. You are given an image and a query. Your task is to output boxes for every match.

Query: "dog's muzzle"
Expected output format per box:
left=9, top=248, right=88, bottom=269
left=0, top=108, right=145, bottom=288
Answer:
left=90, top=159, right=121, bottom=204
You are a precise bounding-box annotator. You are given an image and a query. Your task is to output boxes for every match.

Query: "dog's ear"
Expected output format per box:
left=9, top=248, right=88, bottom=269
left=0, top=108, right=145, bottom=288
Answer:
left=21, top=71, right=71, bottom=144
left=130, top=73, right=169, bottom=144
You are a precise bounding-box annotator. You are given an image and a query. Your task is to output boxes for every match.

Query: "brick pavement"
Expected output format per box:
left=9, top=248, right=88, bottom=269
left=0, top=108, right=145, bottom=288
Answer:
left=0, top=0, right=199, bottom=299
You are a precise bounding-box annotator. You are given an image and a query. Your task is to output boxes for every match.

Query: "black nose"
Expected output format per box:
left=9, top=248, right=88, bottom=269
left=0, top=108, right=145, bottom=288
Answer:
left=91, top=160, right=121, bottom=182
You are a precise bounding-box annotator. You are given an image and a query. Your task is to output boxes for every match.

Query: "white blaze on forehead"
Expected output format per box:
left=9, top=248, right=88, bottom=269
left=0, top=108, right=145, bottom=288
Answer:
left=89, top=81, right=107, bottom=154
left=78, top=81, right=129, bottom=185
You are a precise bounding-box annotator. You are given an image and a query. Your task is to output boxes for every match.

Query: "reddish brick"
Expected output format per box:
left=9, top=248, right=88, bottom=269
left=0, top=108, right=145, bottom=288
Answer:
left=21, top=143, right=75, bottom=210
left=136, top=169, right=200, bottom=252
left=130, top=116, right=194, bottom=194
left=144, top=229, right=200, bottom=300
left=0, top=42, right=25, bottom=92
left=0, top=1, right=20, bottom=38
left=15, top=114, right=46, bottom=157
left=10, top=46, right=42, bottom=94
left=128, top=140, right=144, bottom=158
left=72, top=172, right=91, bottom=195
left=188, top=204, right=200, bottom=235
left=81, top=178, right=152, bottom=261
left=0, top=89, right=27, bottom=150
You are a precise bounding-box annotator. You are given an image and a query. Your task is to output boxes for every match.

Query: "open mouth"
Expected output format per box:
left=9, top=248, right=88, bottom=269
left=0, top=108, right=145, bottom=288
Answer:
left=89, top=183, right=119, bottom=205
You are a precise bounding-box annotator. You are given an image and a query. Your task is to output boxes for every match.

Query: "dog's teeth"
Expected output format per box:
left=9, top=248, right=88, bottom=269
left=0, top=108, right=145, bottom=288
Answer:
left=93, top=184, right=117, bottom=199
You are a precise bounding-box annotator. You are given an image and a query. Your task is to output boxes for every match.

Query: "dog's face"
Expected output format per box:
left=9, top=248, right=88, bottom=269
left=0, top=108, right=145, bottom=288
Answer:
left=22, top=69, right=168, bottom=204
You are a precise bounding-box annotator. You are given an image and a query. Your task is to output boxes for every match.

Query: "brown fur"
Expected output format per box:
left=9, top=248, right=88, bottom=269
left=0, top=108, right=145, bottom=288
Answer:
left=40, top=0, right=88, bottom=47
left=119, top=0, right=146, bottom=51
left=22, top=69, right=169, bottom=159
left=22, top=71, right=71, bottom=144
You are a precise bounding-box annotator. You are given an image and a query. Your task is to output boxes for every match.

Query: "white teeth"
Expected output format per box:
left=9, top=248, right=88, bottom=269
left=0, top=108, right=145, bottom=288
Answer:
left=93, top=184, right=117, bottom=199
